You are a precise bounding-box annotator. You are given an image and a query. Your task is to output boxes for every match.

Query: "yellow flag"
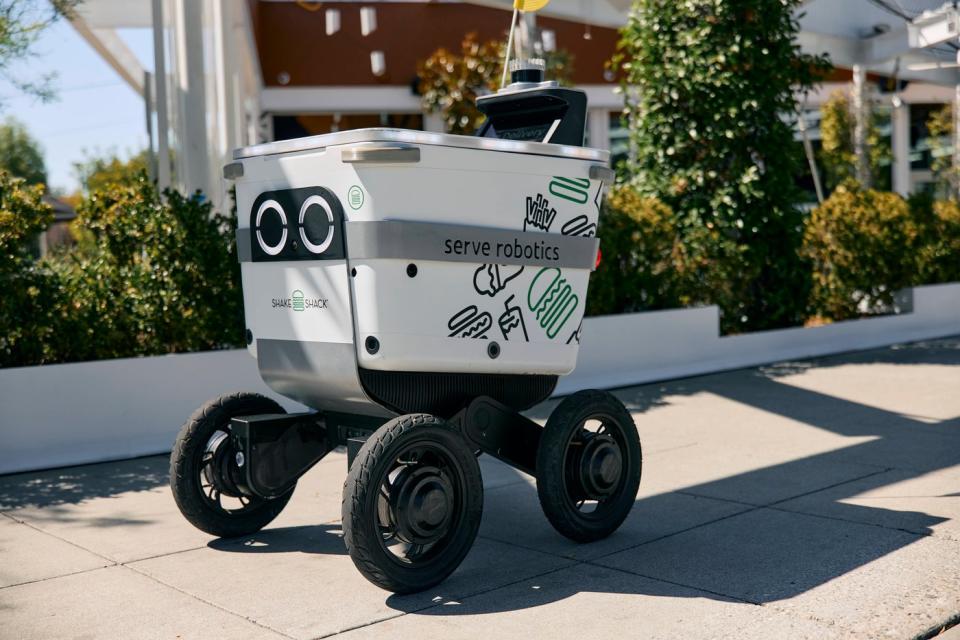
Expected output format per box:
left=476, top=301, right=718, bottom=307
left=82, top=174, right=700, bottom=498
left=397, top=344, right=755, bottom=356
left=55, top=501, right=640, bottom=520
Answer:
left=513, top=0, right=551, bottom=12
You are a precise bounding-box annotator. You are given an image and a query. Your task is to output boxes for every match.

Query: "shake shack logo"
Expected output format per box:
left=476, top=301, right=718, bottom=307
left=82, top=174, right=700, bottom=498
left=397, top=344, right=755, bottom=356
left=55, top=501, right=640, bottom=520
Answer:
left=272, top=290, right=329, bottom=311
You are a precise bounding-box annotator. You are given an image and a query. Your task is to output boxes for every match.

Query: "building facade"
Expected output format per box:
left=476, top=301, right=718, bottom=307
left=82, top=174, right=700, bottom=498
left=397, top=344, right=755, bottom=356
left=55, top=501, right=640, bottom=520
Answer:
left=71, top=0, right=960, bottom=207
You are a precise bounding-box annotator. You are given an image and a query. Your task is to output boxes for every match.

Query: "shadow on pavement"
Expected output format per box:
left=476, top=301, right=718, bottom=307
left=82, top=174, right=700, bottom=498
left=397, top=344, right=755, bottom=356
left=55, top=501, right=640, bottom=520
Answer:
left=385, top=338, right=960, bottom=613
left=0, top=456, right=169, bottom=511
left=208, top=524, right=347, bottom=555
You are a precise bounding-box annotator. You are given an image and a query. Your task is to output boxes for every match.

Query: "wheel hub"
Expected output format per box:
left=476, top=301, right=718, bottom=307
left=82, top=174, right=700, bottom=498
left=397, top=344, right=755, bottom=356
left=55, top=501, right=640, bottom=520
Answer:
left=390, top=465, right=455, bottom=545
left=204, top=432, right=244, bottom=498
left=578, top=434, right=623, bottom=499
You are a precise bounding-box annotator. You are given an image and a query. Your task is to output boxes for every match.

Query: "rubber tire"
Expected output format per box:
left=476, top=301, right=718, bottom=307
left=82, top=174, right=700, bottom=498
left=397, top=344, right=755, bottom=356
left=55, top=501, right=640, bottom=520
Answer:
left=342, top=414, right=483, bottom=594
left=170, top=392, right=294, bottom=538
left=536, top=389, right=642, bottom=543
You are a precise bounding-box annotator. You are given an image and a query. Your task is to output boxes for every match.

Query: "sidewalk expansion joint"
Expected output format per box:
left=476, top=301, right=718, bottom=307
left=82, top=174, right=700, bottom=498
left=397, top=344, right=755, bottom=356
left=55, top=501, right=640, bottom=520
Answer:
left=123, top=562, right=298, bottom=640
left=0, top=564, right=114, bottom=591
left=2, top=512, right=117, bottom=564
left=311, top=612, right=407, bottom=639
left=584, top=561, right=762, bottom=606
left=315, top=562, right=583, bottom=638
left=766, top=504, right=932, bottom=538
left=588, top=504, right=763, bottom=561
left=675, top=466, right=893, bottom=511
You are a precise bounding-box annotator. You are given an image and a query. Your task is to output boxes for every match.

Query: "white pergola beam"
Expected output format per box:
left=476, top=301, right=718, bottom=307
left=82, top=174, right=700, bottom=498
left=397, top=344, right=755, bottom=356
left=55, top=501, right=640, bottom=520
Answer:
left=799, top=28, right=960, bottom=86
left=797, top=31, right=863, bottom=69
left=860, top=26, right=913, bottom=65
left=69, top=17, right=145, bottom=96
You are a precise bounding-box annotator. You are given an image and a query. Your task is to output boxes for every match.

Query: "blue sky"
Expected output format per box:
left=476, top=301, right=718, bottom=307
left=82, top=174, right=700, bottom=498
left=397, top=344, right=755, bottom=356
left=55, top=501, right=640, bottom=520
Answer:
left=2, top=20, right=154, bottom=194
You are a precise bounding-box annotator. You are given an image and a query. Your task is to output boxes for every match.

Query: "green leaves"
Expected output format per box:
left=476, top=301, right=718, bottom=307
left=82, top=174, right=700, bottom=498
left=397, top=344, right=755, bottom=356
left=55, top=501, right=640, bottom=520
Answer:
left=0, top=0, right=80, bottom=108
left=818, top=91, right=891, bottom=191
left=0, top=118, right=46, bottom=185
left=803, top=182, right=917, bottom=320
left=614, top=0, right=830, bottom=332
left=0, top=173, right=244, bottom=368
left=417, top=33, right=574, bottom=135
left=587, top=185, right=688, bottom=315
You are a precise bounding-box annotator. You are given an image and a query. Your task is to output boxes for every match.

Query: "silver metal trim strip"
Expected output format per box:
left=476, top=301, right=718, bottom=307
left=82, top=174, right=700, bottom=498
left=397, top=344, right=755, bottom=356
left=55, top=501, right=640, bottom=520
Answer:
left=223, top=162, right=244, bottom=180
left=345, top=220, right=600, bottom=271
left=236, top=228, right=252, bottom=263
left=589, top=165, right=616, bottom=182
left=341, top=143, right=421, bottom=164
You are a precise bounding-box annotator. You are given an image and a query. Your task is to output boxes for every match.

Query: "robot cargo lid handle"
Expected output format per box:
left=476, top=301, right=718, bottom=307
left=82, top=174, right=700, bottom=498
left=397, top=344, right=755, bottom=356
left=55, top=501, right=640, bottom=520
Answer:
left=341, top=144, right=421, bottom=164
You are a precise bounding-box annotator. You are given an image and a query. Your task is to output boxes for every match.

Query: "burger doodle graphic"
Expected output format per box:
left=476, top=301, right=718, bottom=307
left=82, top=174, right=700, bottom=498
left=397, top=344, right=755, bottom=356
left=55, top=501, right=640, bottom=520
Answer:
left=527, top=267, right=579, bottom=340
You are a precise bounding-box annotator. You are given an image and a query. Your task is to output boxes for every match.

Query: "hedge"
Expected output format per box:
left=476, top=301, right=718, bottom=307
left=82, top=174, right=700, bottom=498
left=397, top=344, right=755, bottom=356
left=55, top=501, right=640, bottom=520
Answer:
left=3, top=170, right=960, bottom=368
left=0, top=172, right=243, bottom=368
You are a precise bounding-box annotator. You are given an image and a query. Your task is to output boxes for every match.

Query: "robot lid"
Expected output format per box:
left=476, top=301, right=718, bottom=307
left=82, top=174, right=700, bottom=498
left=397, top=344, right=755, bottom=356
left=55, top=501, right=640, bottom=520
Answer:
left=232, top=127, right=609, bottom=163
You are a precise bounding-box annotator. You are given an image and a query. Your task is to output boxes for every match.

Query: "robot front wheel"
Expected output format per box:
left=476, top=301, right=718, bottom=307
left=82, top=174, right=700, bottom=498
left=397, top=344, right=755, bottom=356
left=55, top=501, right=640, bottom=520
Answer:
left=340, top=390, right=641, bottom=593
left=169, top=393, right=295, bottom=538
left=341, top=414, right=484, bottom=594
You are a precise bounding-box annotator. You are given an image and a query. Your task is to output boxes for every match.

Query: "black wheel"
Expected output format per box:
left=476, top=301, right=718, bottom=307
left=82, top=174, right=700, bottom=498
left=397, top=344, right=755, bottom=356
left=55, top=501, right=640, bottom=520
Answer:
left=342, top=414, right=483, bottom=594
left=170, top=392, right=294, bottom=538
left=536, top=389, right=642, bottom=543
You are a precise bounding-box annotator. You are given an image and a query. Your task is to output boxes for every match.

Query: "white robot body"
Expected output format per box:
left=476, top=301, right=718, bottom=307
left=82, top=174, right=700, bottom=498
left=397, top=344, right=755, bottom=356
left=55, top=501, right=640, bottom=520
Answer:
left=231, top=128, right=609, bottom=416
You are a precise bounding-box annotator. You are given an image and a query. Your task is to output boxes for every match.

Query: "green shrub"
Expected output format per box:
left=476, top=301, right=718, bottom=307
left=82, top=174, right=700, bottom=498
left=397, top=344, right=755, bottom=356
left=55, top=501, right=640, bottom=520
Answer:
left=0, top=171, right=58, bottom=365
left=73, top=149, right=150, bottom=194
left=818, top=91, right=891, bottom=191
left=587, top=186, right=687, bottom=315
left=418, top=33, right=574, bottom=135
left=917, top=199, right=960, bottom=285
left=925, top=104, right=957, bottom=197
left=803, top=183, right=918, bottom=321
left=0, top=174, right=243, bottom=368
left=613, top=0, right=830, bottom=333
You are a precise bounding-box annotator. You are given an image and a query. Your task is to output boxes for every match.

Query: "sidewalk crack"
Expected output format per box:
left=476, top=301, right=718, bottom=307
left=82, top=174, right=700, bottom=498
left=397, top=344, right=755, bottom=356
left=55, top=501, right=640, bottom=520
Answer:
left=123, top=563, right=297, bottom=640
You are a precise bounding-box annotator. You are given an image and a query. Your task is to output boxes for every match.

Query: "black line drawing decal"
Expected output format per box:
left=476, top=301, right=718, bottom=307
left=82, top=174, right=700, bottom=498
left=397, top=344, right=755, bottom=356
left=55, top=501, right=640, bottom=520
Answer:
left=527, top=267, right=579, bottom=340
left=560, top=214, right=597, bottom=238
left=524, top=193, right=557, bottom=232
left=566, top=321, right=582, bottom=345
left=448, top=305, right=492, bottom=339
left=498, top=294, right=529, bottom=342
left=594, top=180, right=604, bottom=215
left=474, top=264, right=524, bottom=297
left=549, top=176, right=591, bottom=204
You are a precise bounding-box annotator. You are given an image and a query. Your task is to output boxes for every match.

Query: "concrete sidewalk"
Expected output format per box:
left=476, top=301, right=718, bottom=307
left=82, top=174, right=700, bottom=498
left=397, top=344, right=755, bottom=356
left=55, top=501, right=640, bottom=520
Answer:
left=2, top=338, right=959, bottom=639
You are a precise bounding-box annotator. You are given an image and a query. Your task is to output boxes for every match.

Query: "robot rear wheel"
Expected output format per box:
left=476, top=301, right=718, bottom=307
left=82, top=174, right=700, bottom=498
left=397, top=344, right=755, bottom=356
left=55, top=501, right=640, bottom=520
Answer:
left=536, top=390, right=642, bottom=543
left=341, top=413, right=483, bottom=594
left=170, top=393, right=296, bottom=538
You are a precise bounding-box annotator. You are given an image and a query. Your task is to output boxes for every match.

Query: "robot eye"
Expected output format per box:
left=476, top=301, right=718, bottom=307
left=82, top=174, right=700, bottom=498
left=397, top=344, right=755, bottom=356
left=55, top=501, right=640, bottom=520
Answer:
left=255, top=199, right=287, bottom=256
left=298, top=195, right=335, bottom=255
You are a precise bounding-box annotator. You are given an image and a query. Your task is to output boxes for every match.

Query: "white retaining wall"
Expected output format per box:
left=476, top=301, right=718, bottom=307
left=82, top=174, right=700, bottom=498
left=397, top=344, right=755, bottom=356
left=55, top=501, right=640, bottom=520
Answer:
left=558, top=282, right=960, bottom=394
left=0, top=351, right=307, bottom=475
left=2, top=282, right=958, bottom=475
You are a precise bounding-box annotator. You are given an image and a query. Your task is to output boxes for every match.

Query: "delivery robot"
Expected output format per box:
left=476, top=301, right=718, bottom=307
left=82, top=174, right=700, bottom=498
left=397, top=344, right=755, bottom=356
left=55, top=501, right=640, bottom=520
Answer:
left=169, top=61, right=642, bottom=594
